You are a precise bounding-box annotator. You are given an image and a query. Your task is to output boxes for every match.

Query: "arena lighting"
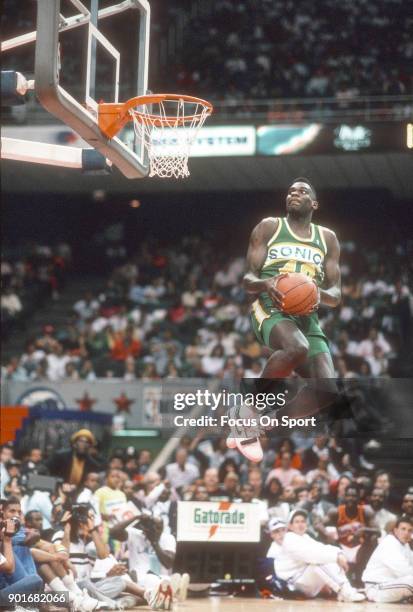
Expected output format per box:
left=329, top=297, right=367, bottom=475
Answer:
left=112, top=429, right=159, bottom=437
left=407, top=124, right=413, bottom=149
left=129, top=199, right=141, bottom=208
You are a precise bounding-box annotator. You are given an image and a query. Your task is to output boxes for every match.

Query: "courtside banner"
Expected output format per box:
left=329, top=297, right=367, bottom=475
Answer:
left=177, top=501, right=260, bottom=543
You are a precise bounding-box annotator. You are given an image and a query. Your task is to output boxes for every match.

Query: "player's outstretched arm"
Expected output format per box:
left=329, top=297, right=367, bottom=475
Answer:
left=243, top=218, right=283, bottom=305
left=320, top=229, right=341, bottom=308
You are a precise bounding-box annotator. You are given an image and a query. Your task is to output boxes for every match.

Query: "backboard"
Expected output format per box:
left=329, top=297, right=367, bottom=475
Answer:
left=2, top=0, right=150, bottom=178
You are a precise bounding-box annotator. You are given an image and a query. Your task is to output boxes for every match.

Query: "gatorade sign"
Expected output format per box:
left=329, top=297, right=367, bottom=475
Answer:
left=177, top=501, right=260, bottom=542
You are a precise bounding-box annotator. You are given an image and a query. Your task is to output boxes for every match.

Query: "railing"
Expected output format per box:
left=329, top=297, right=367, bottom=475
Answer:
left=211, top=95, right=413, bottom=123
left=3, top=89, right=413, bottom=125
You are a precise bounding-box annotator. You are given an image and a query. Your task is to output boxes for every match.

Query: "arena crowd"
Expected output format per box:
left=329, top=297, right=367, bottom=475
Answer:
left=1, top=232, right=411, bottom=381
left=1, top=430, right=412, bottom=608
left=163, top=0, right=413, bottom=103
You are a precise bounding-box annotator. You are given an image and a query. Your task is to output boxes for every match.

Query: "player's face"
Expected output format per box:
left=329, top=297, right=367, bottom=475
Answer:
left=286, top=182, right=317, bottom=216
left=394, top=521, right=413, bottom=545
left=290, top=515, right=307, bottom=535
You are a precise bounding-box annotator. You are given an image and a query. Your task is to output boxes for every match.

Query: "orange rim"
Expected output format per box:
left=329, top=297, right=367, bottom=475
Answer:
left=98, top=94, right=213, bottom=138
left=128, top=93, right=213, bottom=127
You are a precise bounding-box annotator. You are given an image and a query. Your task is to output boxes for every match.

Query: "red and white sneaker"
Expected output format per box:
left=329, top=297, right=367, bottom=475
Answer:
left=145, top=578, right=173, bottom=610
left=225, top=404, right=264, bottom=463
left=226, top=434, right=263, bottom=462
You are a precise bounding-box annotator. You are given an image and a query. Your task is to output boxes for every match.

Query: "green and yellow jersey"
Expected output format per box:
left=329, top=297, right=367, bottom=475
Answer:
left=260, top=216, right=328, bottom=286
left=250, top=217, right=331, bottom=357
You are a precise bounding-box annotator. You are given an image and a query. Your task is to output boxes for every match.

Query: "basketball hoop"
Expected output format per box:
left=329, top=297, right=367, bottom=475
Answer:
left=98, top=94, right=213, bottom=179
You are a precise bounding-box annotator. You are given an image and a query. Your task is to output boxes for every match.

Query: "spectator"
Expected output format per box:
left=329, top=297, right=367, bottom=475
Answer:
left=276, top=509, right=365, bottom=601
left=362, top=516, right=413, bottom=603
left=47, top=429, right=101, bottom=486
left=265, top=451, right=302, bottom=488
left=164, top=449, right=199, bottom=491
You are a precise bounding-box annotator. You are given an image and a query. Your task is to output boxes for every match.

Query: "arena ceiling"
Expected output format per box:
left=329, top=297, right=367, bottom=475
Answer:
left=2, top=152, right=413, bottom=198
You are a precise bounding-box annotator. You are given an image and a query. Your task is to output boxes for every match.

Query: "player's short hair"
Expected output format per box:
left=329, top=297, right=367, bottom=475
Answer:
left=291, top=177, right=317, bottom=199
left=395, top=515, right=412, bottom=528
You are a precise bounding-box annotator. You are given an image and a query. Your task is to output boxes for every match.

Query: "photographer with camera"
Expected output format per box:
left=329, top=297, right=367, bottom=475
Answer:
left=52, top=505, right=172, bottom=610
left=109, top=512, right=188, bottom=607
left=0, top=499, right=43, bottom=605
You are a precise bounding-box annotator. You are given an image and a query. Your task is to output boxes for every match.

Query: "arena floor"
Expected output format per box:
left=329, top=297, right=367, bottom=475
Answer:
left=173, top=597, right=409, bottom=611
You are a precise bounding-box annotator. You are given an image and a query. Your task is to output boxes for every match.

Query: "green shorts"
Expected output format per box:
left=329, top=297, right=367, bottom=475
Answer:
left=250, top=293, right=330, bottom=359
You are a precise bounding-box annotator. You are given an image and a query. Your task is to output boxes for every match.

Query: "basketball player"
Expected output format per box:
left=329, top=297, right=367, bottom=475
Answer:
left=326, top=484, right=379, bottom=584
left=227, top=178, right=341, bottom=461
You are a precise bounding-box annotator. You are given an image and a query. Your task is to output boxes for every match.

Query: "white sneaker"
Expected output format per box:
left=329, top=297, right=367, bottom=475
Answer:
left=79, top=589, right=101, bottom=611
left=170, top=572, right=190, bottom=602
left=115, top=595, right=138, bottom=609
left=145, top=578, right=173, bottom=610
left=170, top=573, right=181, bottom=601
left=338, top=583, right=366, bottom=602
left=178, top=573, right=190, bottom=602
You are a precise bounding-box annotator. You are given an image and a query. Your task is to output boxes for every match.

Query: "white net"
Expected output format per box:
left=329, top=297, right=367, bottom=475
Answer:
left=129, top=97, right=210, bottom=179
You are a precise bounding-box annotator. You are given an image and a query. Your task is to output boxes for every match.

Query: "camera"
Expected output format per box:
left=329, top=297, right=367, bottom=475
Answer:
left=70, top=503, right=91, bottom=525
left=0, top=515, right=21, bottom=534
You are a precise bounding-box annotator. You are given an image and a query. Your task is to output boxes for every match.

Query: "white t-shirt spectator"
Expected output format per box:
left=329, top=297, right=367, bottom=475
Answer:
left=201, top=355, right=225, bottom=376
left=52, top=531, right=96, bottom=580
left=165, top=461, right=199, bottom=489
left=126, top=526, right=176, bottom=576
left=47, top=353, right=71, bottom=382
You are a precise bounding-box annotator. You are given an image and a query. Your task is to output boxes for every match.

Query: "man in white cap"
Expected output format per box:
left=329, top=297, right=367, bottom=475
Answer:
left=276, top=508, right=365, bottom=602
left=267, top=518, right=286, bottom=560
left=362, top=515, right=413, bottom=603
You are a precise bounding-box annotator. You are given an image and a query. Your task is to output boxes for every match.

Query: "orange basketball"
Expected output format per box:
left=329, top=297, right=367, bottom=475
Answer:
left=275, top=272, right=318, bottom=315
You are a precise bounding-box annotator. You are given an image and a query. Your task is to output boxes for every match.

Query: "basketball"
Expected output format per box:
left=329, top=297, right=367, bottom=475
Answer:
left=275, top=273, right=318, bottom=315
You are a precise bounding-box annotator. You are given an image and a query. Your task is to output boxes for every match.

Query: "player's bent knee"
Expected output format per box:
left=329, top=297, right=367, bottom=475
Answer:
left=286, top=343, right=309, bottom=365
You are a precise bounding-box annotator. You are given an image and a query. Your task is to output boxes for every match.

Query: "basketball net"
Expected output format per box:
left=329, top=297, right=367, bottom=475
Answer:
left=129, top=97, right=210, bottom=179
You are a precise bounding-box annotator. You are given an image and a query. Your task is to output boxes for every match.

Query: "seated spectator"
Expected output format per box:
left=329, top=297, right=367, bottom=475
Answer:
left=0, top=510, right=43, bottom=606
left=52, top=508, right=168, bottom=609
left=265, top=451, right=302, bottom=488
left=365, top=488, right=397, bottom=534
left=326, top=484, right=380, bottom=585
left=203, top=468, right=225, bottom=500
left=109, top=513, right=185, bottom=604
left=221, top=472, right=240, bottom=500
left=363, top=516, right=413, bottom=603
left=165, top=449, right=199, bottom=491
left=76, top=472, right=102, bottom=526
left=401, top=492, right=413, bottom=523
left=47, top=429, right=102, bottom=486
left=276, top=509, right=365, bottom=602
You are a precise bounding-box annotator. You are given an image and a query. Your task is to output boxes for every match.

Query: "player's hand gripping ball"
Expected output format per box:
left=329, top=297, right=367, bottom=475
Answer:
left=272, top=272, right=319, bottom=315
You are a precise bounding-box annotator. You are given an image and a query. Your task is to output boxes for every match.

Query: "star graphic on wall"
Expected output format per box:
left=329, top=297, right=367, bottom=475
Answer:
left=113, top=392, right=134, bottom=413
left=76, top=391, right=97, bottom=412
